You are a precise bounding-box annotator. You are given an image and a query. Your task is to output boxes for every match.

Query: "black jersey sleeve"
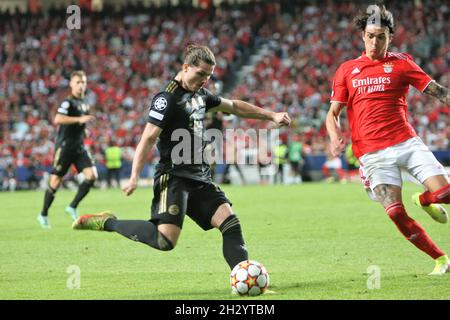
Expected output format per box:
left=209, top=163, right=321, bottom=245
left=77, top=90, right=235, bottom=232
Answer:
left=57, top=100, right=71, bottom=115
left=146, top=92, right=175, bottom=129
left=203, top=89, right=222, bottom=111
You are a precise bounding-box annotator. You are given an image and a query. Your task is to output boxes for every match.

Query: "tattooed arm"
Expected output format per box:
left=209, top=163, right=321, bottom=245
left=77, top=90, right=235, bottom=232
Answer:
left=423, top=81, right=449, bottom=105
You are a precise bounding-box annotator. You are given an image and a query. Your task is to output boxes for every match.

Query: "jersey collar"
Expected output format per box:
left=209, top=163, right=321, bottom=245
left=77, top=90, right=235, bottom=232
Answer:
left=360, top=51, right=390, bottom=63
left=69, top=94, right=83, bottom=101
left=173, top=78, right=195, bottom=94
left=172, top=78, right=203, bottom=95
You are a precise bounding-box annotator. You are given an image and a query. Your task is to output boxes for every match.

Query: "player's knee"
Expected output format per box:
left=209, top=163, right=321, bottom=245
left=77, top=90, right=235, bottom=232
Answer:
left=49, top=175, right=62, bottom=190
left=84, top=173, right=97, bottom=182
left=48, top=182, right=60, bottom=192
left=211, top=203, right=233, bottom=228
left=156, top=232, right=175, bottom=251
left=157, top=224, right=180, bottom=249
left=84, top=179, right=95, bottom=186
left=83, top=167, right=98, bottom=181
left=366, top=189, right=379, bottom=202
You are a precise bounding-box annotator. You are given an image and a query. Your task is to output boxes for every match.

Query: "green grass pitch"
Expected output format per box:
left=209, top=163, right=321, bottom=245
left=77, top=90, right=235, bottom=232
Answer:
left=1, top=182, right=449, bottom=300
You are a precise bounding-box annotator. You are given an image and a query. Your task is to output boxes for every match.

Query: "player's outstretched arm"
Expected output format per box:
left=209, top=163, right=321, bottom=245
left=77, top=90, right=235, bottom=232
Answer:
left=123, top=123, right=161, bottom=196
left=209, top=98, right=291, bottom=127
left=326, top=101, right=346, bottom=157
left=423, top=81, right=449, bottom=105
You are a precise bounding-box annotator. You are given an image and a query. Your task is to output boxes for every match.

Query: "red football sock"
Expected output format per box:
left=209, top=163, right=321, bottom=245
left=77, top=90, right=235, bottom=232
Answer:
left=336, top=168, right=345, bottom=180
left=322, top=166, right=330, bottom=177
left=419, top=184, right=450, bottom=206
left=385, top=202, right=445, bottom=260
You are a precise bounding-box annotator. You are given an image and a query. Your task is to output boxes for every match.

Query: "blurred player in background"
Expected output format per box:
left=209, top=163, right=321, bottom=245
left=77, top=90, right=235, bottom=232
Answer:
left=326, top=4, right=450, bottom=275
left=288, top=134, right=304, bottom=184
left=322, top=149, right=346, bottom=183
left=344, top=143, right=359, bottom=171
left=105, top=138, right=122, bottom=188
left=37, top=71, right=97, bottom=229
left=72, top=45, right=291, bottom=270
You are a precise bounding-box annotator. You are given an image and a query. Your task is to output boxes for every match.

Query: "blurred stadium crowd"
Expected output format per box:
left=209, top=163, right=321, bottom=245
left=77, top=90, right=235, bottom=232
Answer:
left=0, top=0, right=448, bottom=189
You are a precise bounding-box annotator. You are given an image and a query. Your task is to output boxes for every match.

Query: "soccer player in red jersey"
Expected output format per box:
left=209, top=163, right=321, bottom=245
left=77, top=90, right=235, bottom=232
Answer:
left=326, top=4, right=450, bottom=275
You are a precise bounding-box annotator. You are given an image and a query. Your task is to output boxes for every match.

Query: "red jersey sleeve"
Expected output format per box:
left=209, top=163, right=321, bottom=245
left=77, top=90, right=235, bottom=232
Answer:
left=403, top=56, right=433, bottom=92
left=330, top=64, right=348, bottom=103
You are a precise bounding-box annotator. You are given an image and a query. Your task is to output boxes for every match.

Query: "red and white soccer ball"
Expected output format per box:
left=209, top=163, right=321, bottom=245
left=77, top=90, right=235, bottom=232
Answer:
left=230, top=260, right=269, bottom=296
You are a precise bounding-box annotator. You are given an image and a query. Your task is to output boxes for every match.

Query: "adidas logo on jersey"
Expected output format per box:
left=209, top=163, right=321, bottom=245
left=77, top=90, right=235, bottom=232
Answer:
left=351, top=67, right=361, bottom=74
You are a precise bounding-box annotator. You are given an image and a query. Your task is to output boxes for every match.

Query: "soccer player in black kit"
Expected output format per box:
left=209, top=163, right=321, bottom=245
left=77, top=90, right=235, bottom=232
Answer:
left=37, top=71, right=97, bottom=229
left=73, top=46, right=291, bottom=270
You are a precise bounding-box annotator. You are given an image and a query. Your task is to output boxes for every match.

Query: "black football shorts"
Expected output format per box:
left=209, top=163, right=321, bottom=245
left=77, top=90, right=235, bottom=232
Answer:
left=150, top=174, right=231, bottom=230
left=51, top=146, right=95, bottom=177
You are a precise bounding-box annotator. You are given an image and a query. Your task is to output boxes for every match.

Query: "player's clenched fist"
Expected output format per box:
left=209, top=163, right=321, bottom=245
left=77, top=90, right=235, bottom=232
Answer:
left=122, top=178, right=137, bottom=196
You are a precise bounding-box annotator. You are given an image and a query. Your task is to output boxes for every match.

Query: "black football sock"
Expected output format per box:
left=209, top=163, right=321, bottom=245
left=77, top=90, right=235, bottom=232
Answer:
left=41, top=187, right=57, bottom=216
left=70, top=179, right=95, bottom=209
left=104, top=219, right=174, bottom=251
left=219, top=215, right=248, bottom=269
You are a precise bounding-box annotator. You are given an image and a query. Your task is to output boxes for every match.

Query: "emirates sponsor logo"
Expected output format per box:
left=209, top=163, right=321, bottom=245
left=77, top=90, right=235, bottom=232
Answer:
left=352, top=76, right=391, bottom=88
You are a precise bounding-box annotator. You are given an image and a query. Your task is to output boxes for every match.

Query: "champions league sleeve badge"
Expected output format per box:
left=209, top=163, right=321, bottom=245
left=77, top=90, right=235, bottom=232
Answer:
left=154, top=97, right=168, bottom=111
